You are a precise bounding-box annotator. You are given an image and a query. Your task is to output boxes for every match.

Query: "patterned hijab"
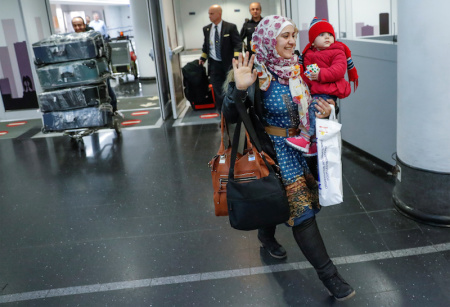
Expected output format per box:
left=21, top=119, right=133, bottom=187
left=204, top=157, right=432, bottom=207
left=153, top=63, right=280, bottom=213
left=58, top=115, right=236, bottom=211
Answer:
left=251, top=15, right=299, bottom=89
left=251, top=15, right=311, bottom=128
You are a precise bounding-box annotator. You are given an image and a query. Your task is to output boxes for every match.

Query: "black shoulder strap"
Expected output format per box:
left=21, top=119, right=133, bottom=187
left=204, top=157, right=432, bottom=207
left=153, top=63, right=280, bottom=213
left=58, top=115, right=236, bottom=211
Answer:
left=233, top=95, right=263, bottom=153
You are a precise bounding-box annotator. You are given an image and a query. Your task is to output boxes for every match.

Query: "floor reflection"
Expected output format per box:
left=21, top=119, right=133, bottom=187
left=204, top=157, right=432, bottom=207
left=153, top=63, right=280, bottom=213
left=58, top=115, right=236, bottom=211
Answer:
left=110, top=78, right=158, bottom=99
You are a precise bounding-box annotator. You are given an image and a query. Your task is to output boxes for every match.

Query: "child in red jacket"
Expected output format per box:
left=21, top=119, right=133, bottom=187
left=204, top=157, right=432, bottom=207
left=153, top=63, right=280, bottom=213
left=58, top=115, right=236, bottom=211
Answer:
left=286, top=17, right=358, bottom=155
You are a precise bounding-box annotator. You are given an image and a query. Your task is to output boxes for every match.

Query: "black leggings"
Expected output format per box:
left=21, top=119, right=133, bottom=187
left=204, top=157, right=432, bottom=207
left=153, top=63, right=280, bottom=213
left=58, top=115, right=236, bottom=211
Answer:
left=259, top=217, right=336, bottom=280
left=292, top=217, right=336, bottom=280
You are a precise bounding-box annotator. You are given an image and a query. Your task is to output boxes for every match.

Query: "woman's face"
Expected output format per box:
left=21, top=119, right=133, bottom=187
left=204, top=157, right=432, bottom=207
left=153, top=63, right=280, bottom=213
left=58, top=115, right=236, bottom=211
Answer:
left=276, top=25, right=297, bottom=59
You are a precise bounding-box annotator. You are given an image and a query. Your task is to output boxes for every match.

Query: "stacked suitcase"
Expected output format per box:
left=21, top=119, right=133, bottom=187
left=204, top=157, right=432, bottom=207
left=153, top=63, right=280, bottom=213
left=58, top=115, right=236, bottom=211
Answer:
left=33, top=31, right=113, bottom=132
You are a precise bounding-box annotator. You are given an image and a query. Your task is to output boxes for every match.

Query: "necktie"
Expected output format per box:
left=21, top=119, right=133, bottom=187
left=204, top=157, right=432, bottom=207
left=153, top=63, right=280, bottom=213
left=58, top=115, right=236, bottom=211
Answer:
left=215, top=26, right=221, bottom=61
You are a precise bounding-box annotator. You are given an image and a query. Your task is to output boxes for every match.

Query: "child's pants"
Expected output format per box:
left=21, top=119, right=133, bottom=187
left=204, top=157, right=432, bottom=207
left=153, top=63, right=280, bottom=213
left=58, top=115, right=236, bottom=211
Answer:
left=307, top=94, right=337, bottom=137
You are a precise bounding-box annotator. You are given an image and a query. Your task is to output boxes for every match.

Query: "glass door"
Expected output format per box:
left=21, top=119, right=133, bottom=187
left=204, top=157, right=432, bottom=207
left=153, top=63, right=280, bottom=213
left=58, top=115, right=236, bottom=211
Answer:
left=147, top=0, right=186, bottom=120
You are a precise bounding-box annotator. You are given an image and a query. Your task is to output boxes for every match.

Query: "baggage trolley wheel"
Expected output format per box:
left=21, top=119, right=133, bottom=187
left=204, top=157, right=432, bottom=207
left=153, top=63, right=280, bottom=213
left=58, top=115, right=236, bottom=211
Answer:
left=113, top=117, right=122, bottom=136
left=68, top=133, right=85, bottom=150
left=76, top=138, right=85, bottom=151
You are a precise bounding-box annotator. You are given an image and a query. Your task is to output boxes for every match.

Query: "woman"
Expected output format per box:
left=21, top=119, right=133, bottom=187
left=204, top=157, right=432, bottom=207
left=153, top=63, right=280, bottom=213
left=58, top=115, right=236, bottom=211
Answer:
left=222, top=15, right=355, bottom=301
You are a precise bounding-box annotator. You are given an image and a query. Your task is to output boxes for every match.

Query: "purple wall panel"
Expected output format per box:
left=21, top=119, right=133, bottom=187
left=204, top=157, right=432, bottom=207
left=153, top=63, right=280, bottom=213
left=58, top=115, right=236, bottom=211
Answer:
left=2, top=19, right=19, bottom=45
left=0, top=78, right=11, bottom=95
left=1, top=17, right=39, bottom=110
left=362, top=25, right=374, bottom=36
left=14, top=41, right=35, bottom=89
left=315, top=0, right=329, bottom=20
left=1, top=19, right=20, bottom=98
left=0, top=46, right=17, bottom=98
left=356, top=22, right=364, bottom=37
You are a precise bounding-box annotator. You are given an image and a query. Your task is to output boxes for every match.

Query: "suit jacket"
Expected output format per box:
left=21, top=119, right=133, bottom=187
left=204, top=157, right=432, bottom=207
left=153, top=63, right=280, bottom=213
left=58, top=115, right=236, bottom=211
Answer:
left=201, top=20, right=241, bottom=72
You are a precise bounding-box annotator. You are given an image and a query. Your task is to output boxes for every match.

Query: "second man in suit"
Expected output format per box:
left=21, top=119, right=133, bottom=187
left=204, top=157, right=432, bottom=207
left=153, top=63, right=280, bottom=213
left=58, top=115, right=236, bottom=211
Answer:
left=199, top=5, right=241, bottom=112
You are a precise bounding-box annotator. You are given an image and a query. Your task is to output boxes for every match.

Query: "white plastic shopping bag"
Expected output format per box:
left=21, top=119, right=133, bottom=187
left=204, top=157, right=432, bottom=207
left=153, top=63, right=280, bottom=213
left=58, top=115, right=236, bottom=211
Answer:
left=316, top=105, right=343, bottom=206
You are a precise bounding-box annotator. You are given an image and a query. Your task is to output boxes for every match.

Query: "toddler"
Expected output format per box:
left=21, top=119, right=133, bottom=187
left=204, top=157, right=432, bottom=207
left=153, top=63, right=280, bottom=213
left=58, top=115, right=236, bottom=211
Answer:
left=286, top=17, right=358, bottom=155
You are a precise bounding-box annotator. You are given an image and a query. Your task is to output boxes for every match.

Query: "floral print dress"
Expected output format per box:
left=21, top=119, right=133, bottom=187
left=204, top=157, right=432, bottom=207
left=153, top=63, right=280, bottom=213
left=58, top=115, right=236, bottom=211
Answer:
left=262, top=76, right=320, bottom=227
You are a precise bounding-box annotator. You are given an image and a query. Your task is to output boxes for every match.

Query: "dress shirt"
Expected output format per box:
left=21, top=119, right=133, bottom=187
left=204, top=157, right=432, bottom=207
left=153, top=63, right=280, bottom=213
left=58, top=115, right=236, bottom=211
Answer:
left=90, top=19, right=107, bottom=37
left=209, top=21, right=223, bottom=61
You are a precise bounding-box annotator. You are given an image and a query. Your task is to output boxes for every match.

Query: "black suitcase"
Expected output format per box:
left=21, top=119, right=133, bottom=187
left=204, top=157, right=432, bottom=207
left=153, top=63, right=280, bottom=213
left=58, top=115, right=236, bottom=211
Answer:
left=36, top=58, right=110, bottom=90
left=38, top=83, right=110, bottom=112
left=42, top=104, right=113, bottom=132
left=33, top=31, right=105, bottom=65
left=182, top=60, right=215, bottom=110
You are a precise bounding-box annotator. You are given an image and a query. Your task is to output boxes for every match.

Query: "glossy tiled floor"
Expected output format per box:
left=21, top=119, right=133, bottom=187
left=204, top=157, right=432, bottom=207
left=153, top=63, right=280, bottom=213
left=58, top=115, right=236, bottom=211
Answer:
left=0, top=88, right=449, bottom=306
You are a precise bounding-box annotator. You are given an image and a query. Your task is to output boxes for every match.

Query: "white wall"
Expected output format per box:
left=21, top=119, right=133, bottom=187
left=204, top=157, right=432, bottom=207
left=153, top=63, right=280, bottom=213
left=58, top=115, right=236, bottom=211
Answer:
left=175, top=0, right=281, bottom=50
left=103, top=6, right=121, bottom=37
left=129, top=0, right=156, bottom=78
left=104, top=5, right=133, bottom=38
left=340, top=38, right=397, bottom=166
left=119, top=5, right=133, bottom=36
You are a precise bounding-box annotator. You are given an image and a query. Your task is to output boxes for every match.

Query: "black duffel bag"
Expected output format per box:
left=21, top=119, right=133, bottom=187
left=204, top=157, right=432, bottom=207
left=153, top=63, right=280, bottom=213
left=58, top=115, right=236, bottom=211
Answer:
left=226, top=99, right=290, bottom=231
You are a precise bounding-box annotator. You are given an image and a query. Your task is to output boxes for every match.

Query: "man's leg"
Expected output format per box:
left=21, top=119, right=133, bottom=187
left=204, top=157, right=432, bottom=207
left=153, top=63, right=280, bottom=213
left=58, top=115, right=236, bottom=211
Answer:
left=208, top=58, right=226, bottom=112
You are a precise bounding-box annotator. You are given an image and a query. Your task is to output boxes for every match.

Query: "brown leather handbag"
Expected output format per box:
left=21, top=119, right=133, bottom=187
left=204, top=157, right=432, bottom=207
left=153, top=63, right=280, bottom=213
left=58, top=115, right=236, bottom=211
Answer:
left=209, top=116, right=275, bottom=216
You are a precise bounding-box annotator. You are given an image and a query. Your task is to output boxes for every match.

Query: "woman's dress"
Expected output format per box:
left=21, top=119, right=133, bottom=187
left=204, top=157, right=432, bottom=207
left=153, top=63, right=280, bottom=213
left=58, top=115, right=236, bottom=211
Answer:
left=262, top=77, right=320, bottom=226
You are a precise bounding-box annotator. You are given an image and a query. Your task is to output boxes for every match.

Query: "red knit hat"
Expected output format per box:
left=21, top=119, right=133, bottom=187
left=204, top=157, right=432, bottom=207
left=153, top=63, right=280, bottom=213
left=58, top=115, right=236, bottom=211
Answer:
left=308, top=17, right=335, bottom=44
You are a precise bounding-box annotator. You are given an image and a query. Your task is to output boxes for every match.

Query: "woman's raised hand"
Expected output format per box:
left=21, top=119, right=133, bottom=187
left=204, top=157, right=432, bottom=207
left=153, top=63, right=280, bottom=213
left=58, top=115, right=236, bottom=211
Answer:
left=233, top=52, right=257, bottom=90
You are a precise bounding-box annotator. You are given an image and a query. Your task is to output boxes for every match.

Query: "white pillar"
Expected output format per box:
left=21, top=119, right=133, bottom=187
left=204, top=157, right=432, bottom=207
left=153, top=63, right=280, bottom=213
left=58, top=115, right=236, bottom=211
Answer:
left=394, top=0, right=450, bottom=226
left=130, top=0, right=156, bottom=79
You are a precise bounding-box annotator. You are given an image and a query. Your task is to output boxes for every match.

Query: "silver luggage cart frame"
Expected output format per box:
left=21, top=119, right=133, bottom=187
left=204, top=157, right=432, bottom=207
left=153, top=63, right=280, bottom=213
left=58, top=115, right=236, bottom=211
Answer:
left=109, top=37, right=138, bottom=83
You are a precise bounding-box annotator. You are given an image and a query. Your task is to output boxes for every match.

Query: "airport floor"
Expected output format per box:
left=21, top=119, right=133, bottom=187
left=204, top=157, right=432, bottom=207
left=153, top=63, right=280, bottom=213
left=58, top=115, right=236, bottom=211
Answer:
left=0, top=80, right=449, bottom=306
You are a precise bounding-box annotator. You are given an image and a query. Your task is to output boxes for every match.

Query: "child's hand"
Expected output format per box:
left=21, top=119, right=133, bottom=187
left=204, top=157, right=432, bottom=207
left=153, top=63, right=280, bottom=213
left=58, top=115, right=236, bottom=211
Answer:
left=304, top=64, right=320, bottom=81
left=310, top=70, right=320, bottom=81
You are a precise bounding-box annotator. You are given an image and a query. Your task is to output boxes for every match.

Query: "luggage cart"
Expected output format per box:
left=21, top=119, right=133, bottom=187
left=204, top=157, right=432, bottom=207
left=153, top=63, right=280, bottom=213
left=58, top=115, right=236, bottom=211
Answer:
left=63, top=115, right=122, bottom=150
left=109, top=36, right=138, bottom=83
left=33, top=31, right=123, bottom=150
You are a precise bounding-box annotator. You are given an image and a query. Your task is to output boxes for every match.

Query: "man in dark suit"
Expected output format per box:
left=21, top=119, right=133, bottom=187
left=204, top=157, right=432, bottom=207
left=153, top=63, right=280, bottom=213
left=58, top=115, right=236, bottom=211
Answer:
left=199, top=5, right=241, bottom=112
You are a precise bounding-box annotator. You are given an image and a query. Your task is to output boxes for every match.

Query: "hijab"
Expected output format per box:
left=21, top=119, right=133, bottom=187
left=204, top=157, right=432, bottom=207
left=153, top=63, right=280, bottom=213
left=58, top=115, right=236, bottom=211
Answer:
left=251, top=15, right=310, bottom=127
left=251, top=15, right=299, bottom=89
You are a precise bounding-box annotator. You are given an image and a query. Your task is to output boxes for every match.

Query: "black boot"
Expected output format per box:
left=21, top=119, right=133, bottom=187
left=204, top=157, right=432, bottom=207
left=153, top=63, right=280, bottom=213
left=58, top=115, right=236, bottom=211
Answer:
left=258, top=225, right=287, bottom=259
left=292, top=217, right=355, bottom=301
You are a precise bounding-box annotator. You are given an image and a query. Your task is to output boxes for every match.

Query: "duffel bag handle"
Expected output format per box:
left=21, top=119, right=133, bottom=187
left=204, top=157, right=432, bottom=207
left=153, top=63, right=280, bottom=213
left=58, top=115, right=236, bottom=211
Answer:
left=228, top=119, right=273, bottom=180
left=217, top=114, right=232, bottom=156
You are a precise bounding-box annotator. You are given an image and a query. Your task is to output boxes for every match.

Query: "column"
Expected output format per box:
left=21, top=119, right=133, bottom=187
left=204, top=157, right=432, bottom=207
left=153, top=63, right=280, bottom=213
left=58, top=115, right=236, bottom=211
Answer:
left=394, top=0, right=450, bottom=226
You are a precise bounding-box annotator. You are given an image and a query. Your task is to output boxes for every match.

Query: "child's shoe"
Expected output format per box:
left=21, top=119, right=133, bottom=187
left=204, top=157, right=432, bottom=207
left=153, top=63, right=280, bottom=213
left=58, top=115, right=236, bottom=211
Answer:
left=286, top=133, right=310, bottom=153
left=303, top=142, right=317, bottom=156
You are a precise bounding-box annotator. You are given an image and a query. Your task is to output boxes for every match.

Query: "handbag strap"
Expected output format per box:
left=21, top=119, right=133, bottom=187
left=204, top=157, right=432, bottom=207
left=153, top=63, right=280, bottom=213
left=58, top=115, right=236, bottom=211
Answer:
left=218, top=114, right=231, bottom=155
left=228, top=97, right=274, bottom=180
left=228, top=120, right=246, bottom=180
left=233, top=96, right=264, bottom=154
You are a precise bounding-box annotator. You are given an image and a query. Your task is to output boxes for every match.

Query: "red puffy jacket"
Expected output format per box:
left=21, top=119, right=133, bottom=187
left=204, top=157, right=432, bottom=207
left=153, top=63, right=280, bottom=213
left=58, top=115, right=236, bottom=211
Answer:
left=302, top=43, right=351, bottom=99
